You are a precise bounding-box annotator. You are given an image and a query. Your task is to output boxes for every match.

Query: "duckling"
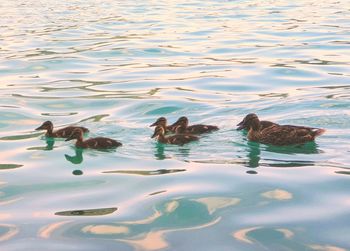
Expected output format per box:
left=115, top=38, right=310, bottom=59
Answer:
left=243, top=114, right=325, bottom=146
left=151, top=126, right=199, bottom=145
left=65, top=128, right=122, bottom=149
left=150, top=117, right=177, bottom=134
left=36, top=121, right=89, bottom=138
left=172, top=116, right=219, bottom=134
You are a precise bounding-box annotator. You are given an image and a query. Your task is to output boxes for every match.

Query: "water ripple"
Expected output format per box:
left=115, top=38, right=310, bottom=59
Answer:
left=1, top=0, right=350, bottom=250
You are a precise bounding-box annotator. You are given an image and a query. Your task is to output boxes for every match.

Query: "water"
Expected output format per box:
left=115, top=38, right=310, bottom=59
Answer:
left=1, top=0, right=350, bottom=250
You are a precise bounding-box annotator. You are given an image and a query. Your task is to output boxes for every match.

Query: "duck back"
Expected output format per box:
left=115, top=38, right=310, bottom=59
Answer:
left=186, top=124, right=219, bottom=134
left=165, top=134, right=199, bottom=145
left=77, top=137, right=122, bottom=149
left=166, top=125, right=177, bottom=134
left=258, top=125, right=325, bottom=145
left=260, top=121, right=276, bottom=130
left=53, top=126, right=89, bottom=138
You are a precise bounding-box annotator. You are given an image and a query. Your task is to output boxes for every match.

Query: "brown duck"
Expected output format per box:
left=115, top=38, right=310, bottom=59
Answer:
left=243, top=113, right=325, bottom=146
left=172, top=116, right=219, bottom=134
left=36, top=121, right=89, bottom=138
left=151, top=126, right=199, bottom=145
left=65, top=128, right=122, bottom=149
left=150, top=117, right=177, bottom=134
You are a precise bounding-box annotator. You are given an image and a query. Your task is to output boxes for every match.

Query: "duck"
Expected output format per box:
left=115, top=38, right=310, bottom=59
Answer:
left=242, top=113, right=325, bottom=146
left=172, top=116, right=219, bottom=134
left=151, top=126, right=199, bottom=145
left=36, top=121, right=89, bottom=138
left=65, top=128, right=122, bottom=149
left=150, top=117, right=177, bottom=134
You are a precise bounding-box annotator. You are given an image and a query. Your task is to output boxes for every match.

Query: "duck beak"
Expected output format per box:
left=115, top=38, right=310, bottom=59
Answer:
left=35, top=125, right=45, bottom=130
left=236, top=120, right=245, bottom=130
left=151, top=130, right=158, bottom=138
left=150, top=122, right=157, bottom=127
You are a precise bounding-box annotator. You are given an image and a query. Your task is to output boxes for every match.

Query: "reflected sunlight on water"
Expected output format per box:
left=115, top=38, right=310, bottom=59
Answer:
left=0, top=0, right=350, bottom=250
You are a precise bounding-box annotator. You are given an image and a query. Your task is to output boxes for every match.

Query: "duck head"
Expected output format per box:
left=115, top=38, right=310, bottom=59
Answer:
left=36, top=121, right=53, bottom=131
left=240, top=113, right=260, bottom=131
left=237, top=113, right=260, bottom=130
left=151, top=126, right=165, bottom=139
left=65, top=128, right=84, bottom=142
left=150, top=117, right=167, bottom=127
left=172, top=116, right=189, bottom=127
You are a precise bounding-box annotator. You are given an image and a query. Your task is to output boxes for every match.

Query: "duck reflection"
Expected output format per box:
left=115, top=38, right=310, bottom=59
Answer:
left=72, top=169, right=83, bottom=176
left=65, top=148, right=84, bottom=164
left=177, top=147, right=191, bottom=158
left=263, top=142, right=319, bottom=168
left=263, top=141, right=321, bottom=155
left=245, top=141, right=261, bottom=168
left=27, top=138, right=55, bottom=151
left=243, top=141, right=320, bottom=172
left=153, top=143, right=192, bottom=161
left=154, top=143, right=166, bottom=160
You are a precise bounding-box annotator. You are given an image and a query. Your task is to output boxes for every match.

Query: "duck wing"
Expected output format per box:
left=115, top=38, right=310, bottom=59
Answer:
left=259, top=125, right=320, bottom=145
left=166, top=134, right=199, bottom=145
left=54, top=126, right=78, bottom=138
left=187, top=124, right=219, bottom=134
left=55, top=126, right=89, bottom=138
left=84, top=137, right=122, bottom=149
left=282, top=124, right=322, bottom=132
left=260, top=120, right=277, bottom=130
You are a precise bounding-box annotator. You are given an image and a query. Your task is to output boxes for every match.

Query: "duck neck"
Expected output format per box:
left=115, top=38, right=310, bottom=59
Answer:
left=160, top=124, right=167, bottom=132
left=46, top=127, right=54, bottom=137
left=75, top=135, right=84, bottom=147
left=156, top=134, right=167, bottom=143
left=183, top=120, right=188, bottom=127
left=248, top=128, right=261, bottom=141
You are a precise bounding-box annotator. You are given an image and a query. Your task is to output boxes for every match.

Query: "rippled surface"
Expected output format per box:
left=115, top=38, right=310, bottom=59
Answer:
left=1, top=0, right=350, bottom=250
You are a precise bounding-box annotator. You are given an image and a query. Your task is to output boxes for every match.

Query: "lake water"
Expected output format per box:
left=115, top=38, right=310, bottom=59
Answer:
left=1, top=0, right=350, bottom=250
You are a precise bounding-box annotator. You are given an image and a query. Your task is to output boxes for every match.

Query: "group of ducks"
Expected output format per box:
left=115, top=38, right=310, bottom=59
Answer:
left=35, top=121, right=122, bottom=149
left=35, top=114, right=325, bottom=150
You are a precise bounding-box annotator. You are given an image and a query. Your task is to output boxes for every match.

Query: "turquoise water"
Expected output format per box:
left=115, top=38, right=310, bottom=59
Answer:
left=1, top=0, right=350, bottom=250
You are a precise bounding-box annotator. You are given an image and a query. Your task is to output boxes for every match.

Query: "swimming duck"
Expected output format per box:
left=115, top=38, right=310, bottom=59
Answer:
left=36, top=121, right=89, bottom=138
left=150, top=117, right=177, bottom=134
left=65, top=128, right=122, bottom=149
left=243, top=113, right=325, bottom=146
left=151, top=126, right=199, bottom=145
left=172, top=116, right=219, bottom=134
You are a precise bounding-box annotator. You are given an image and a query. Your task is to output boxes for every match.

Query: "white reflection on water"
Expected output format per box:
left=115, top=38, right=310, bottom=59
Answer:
left=0, top=0, right=350, bottom=250
left=0, top=224, right=19, bottom=242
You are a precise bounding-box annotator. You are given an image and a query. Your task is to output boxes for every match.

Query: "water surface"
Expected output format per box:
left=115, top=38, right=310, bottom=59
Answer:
left=1, top=0, right=350, bottom=250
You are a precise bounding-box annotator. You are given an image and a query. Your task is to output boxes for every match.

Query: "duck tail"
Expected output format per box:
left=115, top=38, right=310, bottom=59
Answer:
left=314, top=128, right=326, bottom=137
